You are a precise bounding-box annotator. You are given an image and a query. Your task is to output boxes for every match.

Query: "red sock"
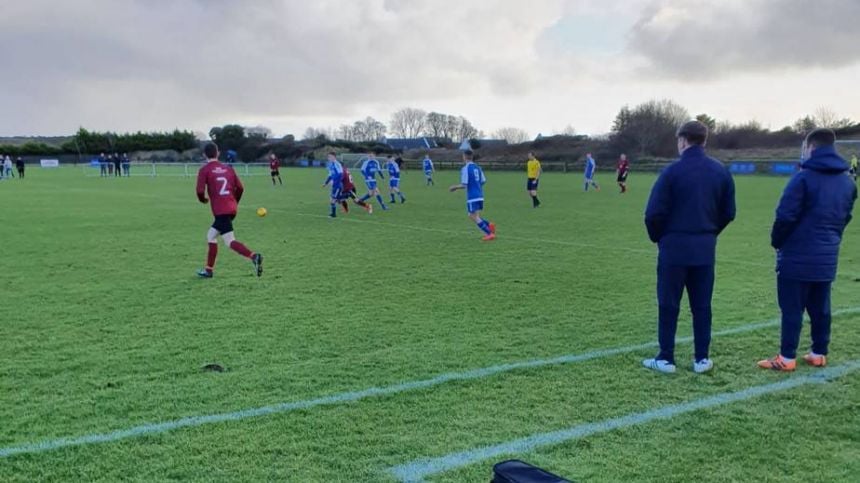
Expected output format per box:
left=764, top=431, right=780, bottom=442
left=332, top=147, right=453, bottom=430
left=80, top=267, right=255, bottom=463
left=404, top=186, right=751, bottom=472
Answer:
left=229, top=240, right=254, bottom=259
left=355, top=199, right=367, bottom=207
left=342, top=201, right=349, bottom=213
left=206, top=243, right=218, bottom=272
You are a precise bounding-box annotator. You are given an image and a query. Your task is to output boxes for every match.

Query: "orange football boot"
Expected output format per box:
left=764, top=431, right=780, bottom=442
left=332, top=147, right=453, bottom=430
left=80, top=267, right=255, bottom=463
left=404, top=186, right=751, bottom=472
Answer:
left=757, top=355, right=796, bottom=372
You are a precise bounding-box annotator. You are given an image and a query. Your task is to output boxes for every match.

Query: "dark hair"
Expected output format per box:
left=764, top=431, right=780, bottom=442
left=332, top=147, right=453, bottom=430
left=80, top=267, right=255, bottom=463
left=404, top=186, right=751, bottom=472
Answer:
left=806, top=128, right=836, bottom=148
left=677, top=120, right=708, bottom=146
left=327, top=151, right=337, bottom=157
left=203, top=142, right=219, bottom=159
left=368, top=149, right=377, bottom=155
left=463, top=149, right=474, bottom=159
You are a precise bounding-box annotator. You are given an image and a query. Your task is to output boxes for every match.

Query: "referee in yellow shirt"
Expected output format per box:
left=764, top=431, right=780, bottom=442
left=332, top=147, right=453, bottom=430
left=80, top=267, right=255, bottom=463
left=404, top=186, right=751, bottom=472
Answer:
left=526, top=151, right=542, bottom=207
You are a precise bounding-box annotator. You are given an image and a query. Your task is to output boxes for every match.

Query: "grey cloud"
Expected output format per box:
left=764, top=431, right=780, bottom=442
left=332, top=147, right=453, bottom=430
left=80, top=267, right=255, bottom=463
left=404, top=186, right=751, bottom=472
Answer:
left=628, top=0, right=860, bottom=78
left=0, top=0, right=562, bottom=134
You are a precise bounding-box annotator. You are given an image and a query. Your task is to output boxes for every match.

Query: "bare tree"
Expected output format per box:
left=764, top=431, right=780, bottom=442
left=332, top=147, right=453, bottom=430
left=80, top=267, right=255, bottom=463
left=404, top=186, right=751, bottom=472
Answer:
left=337, top=124, right=356, bottom=141
left=559, top=124, right=577, bottom=136
left=425, top=112, right=447, bottom=139
left=493, top=127, right=530, bottom=144
left=456, top=116, right=479, bottom=142
left=390, top=108, right=427, bottom=138
left=303, top=127, right=332, bottom=141
left=813, top=107, right=853, bottom=129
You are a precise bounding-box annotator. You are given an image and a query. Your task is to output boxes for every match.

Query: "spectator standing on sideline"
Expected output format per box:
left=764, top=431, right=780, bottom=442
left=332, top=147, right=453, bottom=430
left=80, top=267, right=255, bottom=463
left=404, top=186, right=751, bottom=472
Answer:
left=758, top=129, right=857, bottom=371
left=112, top=153, right=122, bottom=177
left=4, top=155, right=13, bottom=178
left=16, top=157, right=25, bottom=178
left=122, top=153, right=131, bottom=176
left=643, top=120, right=736, bottom=374
left=99, top=152, right=108, bottom=177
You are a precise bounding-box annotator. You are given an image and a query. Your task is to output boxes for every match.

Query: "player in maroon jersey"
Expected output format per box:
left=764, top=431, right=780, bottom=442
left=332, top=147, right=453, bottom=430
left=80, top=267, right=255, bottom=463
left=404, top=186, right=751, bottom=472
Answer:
left=269, top=153, right=283, bottom=186
left=338, top=162, right=372, bottom=214
left=195, top=142, right=263, bottom=278
left=616, top=153, right=630, bottom=194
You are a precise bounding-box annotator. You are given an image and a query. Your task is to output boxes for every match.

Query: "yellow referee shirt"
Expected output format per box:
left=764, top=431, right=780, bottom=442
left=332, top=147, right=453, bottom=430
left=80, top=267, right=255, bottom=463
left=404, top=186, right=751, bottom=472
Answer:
left=527, top=159, right=541, bottom=178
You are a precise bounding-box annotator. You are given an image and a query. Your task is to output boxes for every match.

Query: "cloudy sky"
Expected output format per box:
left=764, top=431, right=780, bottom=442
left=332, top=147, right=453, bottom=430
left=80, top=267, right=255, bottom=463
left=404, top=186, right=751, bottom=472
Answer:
left=2, top=0, right=859, bottom=138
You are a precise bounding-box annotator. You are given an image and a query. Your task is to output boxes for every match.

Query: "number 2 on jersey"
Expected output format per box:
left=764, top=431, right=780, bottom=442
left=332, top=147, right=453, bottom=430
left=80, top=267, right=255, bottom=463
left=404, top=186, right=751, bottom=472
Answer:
left=216, top=176, right=230, bottom=196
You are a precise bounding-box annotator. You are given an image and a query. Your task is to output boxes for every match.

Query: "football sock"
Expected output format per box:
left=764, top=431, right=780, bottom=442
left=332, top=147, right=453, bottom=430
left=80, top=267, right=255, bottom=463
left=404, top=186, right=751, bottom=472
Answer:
left=359, top=194, right=371, bottom=203
left=341, top=201, right=349, bottom=212
left=355, top=199, right=368, bottom=207
left=229, top=240, right=254, bottom=259
left=390, top=194, right=396, bottom=203
left=330, top=203, right=336, bottom=217
left=376, top=194, right=387, bottom=208
left=477, top=220, right=491, bottom=235
left=399, top=193, right=406, bottom=202
left=206, top=242, right=218, bottom=272
left=584, top=182, right=589, bottom=191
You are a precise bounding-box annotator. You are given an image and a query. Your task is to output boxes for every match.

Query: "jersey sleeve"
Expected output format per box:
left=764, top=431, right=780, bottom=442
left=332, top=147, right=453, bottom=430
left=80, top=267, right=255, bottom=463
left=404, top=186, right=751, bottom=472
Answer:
left=233, top=169, right=244, bottom=203
left=460, top=166, right=469, bottom=185
left=196, top=168, right=208, bottom=203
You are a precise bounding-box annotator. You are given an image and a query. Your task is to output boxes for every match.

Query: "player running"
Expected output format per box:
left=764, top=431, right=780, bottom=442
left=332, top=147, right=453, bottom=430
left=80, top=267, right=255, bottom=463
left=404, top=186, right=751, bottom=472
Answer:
left=269, top=154, right=283, bottom=186
left=423, top=154, right=435, bottom=186
left=616, top=154, right=630, bottom=193
left=526, top=151, right=542, bottom=207
left=322, top=152, right=345, bottom=218
left=850, top=154, right=858, bottom=183
left=449, top=150, right=496, bottom=241
left=195, top=142, right=263, bottom=278
left=385, top=155, right=406, bottom=204
left=584, top=153, right=600, bottom=192
left=357, top=151, right=388, bottom=210
left=338, top=160, right=372, bottom=214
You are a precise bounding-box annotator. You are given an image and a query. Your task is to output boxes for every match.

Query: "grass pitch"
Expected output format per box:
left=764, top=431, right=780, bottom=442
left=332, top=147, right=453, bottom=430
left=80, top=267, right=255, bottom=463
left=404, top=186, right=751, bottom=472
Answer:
left=0, top=166, right=858, bottom=482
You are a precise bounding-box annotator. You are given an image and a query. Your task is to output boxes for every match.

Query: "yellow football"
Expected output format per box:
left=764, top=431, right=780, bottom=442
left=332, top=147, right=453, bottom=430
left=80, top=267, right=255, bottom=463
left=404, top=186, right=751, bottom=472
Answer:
left=256, top=207, right=268, bottom=217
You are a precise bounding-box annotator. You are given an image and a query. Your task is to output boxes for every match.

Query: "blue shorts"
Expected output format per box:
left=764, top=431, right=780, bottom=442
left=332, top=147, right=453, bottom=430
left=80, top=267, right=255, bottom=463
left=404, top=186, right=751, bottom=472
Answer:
left=365, top=179, right=378, bottom=191
left=424, top=171, right=433, bottom=177
left=330, top=185, right=343, bottom=199
left=389, top=178, right=400, bottom=188
left=466, top=200, right=484, bottom=214
left=527, top=178, right=539, bottom=191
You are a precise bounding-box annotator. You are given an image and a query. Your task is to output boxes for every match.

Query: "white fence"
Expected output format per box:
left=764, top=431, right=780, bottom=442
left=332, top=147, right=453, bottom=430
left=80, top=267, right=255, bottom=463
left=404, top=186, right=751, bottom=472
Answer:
left=83, top=162, right=276, bottom=178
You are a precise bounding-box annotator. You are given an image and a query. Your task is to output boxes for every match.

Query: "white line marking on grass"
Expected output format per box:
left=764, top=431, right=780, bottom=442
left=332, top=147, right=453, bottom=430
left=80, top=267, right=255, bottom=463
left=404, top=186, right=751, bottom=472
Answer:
left=2, top=308, right=858, bottom=459
left=388, top=360, right=860, bottom=483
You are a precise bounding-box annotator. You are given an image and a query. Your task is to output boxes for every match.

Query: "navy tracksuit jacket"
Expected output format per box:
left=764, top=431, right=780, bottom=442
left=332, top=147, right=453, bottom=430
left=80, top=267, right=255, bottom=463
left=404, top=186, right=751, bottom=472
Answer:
left=645, top=145, right=736, bottom=364
left=771, top=145, right=857, bottom=358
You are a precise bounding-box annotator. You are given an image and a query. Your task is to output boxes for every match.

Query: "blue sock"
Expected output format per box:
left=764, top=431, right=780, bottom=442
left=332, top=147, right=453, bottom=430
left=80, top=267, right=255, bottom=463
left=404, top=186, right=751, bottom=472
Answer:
left=399, top=193, right=406, bottom=202
left=329, top=203, right=336, bottom=217
left=390, top=193, right=396, bottom=203
left=584, top=182, right=589, bottom=192
left=376, top=194, right=387, bottom=208
left=359, top=194, right=370, bottom=203
left=477, top=220, right=491, bottom=235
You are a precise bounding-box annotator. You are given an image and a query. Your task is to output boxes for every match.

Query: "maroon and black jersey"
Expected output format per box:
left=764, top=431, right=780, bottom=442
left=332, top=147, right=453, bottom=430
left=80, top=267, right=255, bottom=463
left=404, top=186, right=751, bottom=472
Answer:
left=342, top=167, right=356, bottom=192
left=617, top=159, right=630, bottom=176
left=269, top=158, right=280, bottom=172
left=196, top=161, right=244, bottom=216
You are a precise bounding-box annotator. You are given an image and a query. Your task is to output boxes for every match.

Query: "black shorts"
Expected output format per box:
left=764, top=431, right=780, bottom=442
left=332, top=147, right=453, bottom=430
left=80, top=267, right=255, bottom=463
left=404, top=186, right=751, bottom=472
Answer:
left=271, top=170, right=280, bottom=176
left=339, top=189, right=357, bottom=201
left=617, top=173, right=628, bottom=182
left=212, top=214, right=236, bottom=234
left=527, top=178, right=539, bottom=191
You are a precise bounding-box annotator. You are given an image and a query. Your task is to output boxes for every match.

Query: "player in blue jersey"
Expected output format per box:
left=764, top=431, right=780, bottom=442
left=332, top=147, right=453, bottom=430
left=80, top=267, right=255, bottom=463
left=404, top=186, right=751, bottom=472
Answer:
left=357, top=150, right=388, bottom=211
left=385, top=155, right=406, bottom=204
left=584, top=153, right=600, bottom=192
left=423, top=154, right=435, bottom=186
left=449, top=150, right=496, bottom=241
left=322, top=152, right=344, bottom=218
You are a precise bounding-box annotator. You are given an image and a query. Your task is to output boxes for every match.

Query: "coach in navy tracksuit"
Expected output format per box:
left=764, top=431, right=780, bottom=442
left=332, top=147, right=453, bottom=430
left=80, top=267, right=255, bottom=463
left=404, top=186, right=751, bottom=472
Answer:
left=643, top=120, right=736, bottom=374
left=758, top=129, right=857, bottom=371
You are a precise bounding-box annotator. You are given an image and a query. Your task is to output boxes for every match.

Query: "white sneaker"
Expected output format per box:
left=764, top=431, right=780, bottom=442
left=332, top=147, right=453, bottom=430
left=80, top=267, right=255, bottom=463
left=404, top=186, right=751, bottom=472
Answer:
left=642, top=358, right=676, bottom=374
left=693, top=359, right=714, bottom=374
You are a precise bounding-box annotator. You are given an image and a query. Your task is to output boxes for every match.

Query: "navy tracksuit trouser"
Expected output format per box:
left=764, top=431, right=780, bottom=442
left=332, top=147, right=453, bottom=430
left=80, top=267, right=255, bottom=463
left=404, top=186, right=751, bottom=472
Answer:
left=777, top=276, right=832, bottom=359
left=657, top=264, right=715, bottom=364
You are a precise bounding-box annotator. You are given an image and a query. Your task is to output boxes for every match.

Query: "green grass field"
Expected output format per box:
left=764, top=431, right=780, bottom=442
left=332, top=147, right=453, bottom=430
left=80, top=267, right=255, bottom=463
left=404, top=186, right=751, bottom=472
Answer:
left=1, top=166, right=858, bottom=482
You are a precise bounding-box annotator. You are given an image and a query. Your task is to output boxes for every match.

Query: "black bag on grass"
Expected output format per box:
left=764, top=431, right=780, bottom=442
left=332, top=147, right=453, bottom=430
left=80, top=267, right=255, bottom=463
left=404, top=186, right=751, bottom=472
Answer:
left=492, top=460, right=573, bottom=483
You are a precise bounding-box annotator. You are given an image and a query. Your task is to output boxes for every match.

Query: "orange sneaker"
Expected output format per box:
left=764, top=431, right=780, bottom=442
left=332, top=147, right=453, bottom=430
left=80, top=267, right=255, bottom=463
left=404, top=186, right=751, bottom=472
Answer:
left=489, top=222, right=496, bottom=234
left=482, top=233, right=496, bottom=242
left=803, top=353, right=827, bottom=367
left=757, top=355, right=796, bottom=372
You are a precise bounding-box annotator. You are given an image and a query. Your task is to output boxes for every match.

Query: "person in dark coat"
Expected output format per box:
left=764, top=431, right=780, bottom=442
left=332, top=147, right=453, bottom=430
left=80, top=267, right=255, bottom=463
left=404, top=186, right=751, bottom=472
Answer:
left=643, top=120, right=736, bottom=374
left=15, top=157, right=25, bottom=178
left=758, top=129, right=857, bottom=371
